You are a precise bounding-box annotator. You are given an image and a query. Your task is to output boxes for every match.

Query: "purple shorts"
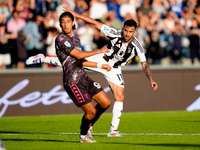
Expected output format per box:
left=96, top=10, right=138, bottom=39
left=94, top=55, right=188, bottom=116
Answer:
left=64, top=78, right=103, bottom=107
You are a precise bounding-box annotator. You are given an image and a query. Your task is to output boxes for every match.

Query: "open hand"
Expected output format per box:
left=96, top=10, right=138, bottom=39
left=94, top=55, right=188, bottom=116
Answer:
left=63, top=5, right=74, bottom=15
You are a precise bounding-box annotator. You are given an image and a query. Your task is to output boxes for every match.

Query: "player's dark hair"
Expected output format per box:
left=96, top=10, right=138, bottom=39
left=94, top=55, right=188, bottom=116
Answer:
left=59, top=12, right=76, bottom=30
left=123, top=19, right=137, bottom=29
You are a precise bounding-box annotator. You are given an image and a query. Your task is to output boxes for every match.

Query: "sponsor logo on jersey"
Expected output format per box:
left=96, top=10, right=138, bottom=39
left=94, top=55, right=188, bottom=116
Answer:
left=73, top=39, right=77, bottom=44
left=110, top=29, right=116, bottom=34
left=110, top=29, right=121, bottom=35
left=103, top=26, right=110, bottom=32
left=64, top=41, right=71, bottom=47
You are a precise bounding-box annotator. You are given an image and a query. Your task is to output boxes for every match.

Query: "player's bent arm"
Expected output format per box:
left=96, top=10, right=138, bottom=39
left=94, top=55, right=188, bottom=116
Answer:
left=63, top=5, right=103, bottom=30
left=82, top=59, right=112, bottom=71
left=141, top=61, right=158, bottom=91
left=70, top=47, right=109, bottom=59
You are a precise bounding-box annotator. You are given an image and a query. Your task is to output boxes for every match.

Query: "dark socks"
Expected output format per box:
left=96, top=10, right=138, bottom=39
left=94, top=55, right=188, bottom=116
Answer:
left=80, top=115, right=92, bottom=135
left=80, top=104, right=107, bottom=135
left=90, top=104, right=107, bottom=126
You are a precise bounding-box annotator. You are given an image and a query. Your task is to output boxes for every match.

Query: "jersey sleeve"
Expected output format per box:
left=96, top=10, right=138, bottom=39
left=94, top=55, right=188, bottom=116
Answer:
left=135, top=44, right=146, bottom=62
left=137, top=49, right=146, bottom=62
left=132, top=36, right=146, bottom=62
left=101, top=24, right=121, bottom=37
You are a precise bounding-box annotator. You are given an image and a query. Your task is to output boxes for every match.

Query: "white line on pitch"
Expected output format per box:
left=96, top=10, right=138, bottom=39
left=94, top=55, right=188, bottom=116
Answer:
left=0, top=133, right=200, bottom=136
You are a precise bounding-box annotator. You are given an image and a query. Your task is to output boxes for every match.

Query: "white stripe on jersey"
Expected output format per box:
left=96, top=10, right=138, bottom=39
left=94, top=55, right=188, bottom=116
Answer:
left=132, top=35, right=145, bottom=53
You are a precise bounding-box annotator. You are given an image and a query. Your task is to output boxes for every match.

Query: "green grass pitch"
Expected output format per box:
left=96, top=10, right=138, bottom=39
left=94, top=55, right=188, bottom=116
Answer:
left=0, top=111, right=200, bottom=150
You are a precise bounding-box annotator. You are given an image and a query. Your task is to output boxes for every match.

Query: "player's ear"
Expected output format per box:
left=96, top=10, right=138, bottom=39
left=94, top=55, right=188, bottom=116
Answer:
left=134, top=29, right=136, bottom=35
left=72, top=20, right=76, bottom=30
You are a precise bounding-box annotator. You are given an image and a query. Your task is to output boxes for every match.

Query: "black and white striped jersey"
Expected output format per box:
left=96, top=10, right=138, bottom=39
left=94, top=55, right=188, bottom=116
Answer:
left=101, top=24, right=146, bottom=68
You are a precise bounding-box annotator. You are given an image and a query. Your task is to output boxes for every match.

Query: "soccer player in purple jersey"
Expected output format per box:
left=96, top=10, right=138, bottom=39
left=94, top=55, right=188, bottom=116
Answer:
left=55, top=11, right=112, bottom=143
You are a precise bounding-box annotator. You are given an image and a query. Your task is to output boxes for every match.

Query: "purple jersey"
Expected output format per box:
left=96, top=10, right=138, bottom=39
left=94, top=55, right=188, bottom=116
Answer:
left=55, top=33, right=89, bottom=85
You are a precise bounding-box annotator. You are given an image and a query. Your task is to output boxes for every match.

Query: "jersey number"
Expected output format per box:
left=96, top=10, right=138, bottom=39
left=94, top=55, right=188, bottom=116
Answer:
left=117, top=74, right=124, bottom=81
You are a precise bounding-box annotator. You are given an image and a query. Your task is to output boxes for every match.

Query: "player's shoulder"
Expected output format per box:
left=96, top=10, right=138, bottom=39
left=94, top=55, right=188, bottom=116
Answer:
left=131, top=35, right=145, bottom=53
left=73, top=36, right=81, bottom=42
left=56, top=33, right=66, bottom=42
left=131, top=35, right=140, bottom=45
left=56, top=33, right=73, bottom=43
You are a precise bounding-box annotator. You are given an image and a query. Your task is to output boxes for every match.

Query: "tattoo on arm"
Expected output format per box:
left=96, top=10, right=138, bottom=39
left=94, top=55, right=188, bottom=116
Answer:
left=142, top=62, right=152, bottom=81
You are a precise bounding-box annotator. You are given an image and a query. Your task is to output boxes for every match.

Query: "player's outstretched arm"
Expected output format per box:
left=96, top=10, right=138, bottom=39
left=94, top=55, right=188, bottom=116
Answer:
left=82, top=59, right=112, bottom=71
left=141, top=61, right=158, bottom=91
left=63, top=5, right=103, bottom=30
left=70, top=46, right=109, bottom=60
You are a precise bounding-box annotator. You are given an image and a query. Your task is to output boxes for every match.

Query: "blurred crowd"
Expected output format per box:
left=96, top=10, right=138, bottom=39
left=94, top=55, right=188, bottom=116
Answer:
left=0, top=0, right=200, bottom=69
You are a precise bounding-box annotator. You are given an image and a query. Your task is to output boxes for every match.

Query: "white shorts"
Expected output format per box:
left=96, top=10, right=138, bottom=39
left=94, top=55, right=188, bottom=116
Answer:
left=85, top=53, right=125, bottom=87
left=0, top=54, right=11, bottom=66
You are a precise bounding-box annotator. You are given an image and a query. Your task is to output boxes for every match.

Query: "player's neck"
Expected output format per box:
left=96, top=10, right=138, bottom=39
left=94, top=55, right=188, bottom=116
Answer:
left=124, top=37, right=133, bottom=43
left=63, top=31, right=73, bottom=38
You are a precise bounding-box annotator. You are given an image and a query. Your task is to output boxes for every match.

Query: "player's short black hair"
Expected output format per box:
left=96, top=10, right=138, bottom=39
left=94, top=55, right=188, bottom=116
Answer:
left=123, top=19, right=137, bottom=29
left=59, top=12, right=76, bottom=30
